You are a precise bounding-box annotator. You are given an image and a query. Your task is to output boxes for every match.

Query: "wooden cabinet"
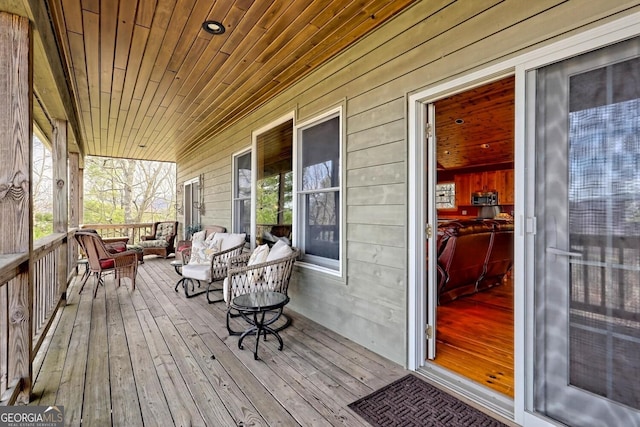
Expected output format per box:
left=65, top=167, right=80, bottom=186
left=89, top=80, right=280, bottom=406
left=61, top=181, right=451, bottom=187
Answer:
left=454, top=173, right=475, bottom=207
left=453, top=169, right=514, bottom=206
left=495, top=169, right=514, bottom=204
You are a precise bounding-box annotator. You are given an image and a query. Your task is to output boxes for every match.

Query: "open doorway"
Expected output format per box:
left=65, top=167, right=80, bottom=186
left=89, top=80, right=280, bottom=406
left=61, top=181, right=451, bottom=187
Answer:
left=428, top=76, right=515, bottom=397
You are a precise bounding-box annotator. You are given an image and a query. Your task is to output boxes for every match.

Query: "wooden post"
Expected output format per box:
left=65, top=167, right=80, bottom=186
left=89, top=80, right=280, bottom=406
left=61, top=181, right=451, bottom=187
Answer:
left=69, top=153, right=80, bottom=227
left=0, top=12, right=33, bottom=404
left=69, top=153, right=80, bottom=286
left=53, top=119, right=68, bottom=301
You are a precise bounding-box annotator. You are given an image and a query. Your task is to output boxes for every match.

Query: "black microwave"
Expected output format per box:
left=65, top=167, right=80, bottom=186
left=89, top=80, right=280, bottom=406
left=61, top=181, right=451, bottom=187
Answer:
left=471, top=191, right=498, bottom=206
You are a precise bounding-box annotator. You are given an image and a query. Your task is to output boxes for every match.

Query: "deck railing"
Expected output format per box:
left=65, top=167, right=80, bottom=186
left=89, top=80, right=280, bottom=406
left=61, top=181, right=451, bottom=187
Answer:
left=570, top=233, right=640, bottom=321
left=0, top=231, right=72, bottom=404
left=80, top=222, right=155, bottom=244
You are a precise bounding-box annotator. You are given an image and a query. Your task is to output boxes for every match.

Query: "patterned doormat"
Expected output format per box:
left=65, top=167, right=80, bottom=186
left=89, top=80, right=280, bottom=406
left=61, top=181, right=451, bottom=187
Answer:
left=348, top=374, right=509, bottom=427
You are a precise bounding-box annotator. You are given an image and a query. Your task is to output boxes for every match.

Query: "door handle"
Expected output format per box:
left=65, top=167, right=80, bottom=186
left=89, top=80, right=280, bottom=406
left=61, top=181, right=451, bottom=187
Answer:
left=546, top=247, right=582, bottom=258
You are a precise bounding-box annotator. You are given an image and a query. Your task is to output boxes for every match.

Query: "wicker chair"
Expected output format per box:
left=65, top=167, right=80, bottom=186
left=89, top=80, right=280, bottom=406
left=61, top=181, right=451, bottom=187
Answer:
left=74, top=230, right=138, bottom=297
left=175, top=225, right=227, bottom=258
left=140, top=221, right=178, bottom=258
left=224, top=242, right=299, bottom=335
left=178, top=233, right=246, bottom=300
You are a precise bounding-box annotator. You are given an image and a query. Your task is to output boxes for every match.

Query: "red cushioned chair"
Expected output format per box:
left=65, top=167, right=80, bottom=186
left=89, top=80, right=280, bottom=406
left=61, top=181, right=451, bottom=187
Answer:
left=74, top=230, right=138, bottom=297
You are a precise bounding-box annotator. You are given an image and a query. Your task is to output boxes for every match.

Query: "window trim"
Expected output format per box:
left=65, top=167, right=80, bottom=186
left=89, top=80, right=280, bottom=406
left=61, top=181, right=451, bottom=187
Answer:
left=251, top=112, right=296, bottom=249
left=231, top=148, right=252, bottom=235
left=183, top=176, right=201, bottom=238
left=294, top=106, right=344, bottom=277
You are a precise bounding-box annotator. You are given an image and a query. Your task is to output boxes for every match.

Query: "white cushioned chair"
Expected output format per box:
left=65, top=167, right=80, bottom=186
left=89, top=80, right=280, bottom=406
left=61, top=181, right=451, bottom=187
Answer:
left=224, top=240, right=299, bottom=334
left=178, top=232, right=246, bottom=300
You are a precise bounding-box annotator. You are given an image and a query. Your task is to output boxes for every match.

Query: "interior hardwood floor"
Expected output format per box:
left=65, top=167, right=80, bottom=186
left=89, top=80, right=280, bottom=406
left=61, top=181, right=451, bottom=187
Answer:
left=29, top=256, right=409, bottom=426
left=435, top=276, right=514, bottom=397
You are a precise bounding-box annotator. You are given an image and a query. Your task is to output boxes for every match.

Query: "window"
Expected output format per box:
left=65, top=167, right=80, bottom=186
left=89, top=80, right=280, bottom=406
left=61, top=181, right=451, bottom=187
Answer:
left=232, top=151, right=251, bottom=237
left=254, top=118, right=293, bottom=247
left=296, top=112, right=341, bottom=271
left=184, top=177, right=201, bottom=237
left=436, top=182, right=455, bottom=209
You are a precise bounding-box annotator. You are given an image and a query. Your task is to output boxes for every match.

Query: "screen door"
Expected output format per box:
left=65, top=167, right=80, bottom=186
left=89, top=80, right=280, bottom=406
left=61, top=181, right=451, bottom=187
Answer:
left=533, top=37, right=640, bottom=426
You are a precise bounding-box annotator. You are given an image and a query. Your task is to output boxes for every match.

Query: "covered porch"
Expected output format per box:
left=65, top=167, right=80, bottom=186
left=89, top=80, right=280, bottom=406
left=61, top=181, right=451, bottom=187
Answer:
left=29, top=257, right=407, bottom=426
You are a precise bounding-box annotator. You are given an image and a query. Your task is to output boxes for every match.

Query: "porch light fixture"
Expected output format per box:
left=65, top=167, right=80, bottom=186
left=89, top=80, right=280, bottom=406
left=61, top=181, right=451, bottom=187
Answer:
left=174, top=185, right=184, bottom=215
left=202, top=20, right=225, bottom=35
left=192, top=173, right=205, bottom=215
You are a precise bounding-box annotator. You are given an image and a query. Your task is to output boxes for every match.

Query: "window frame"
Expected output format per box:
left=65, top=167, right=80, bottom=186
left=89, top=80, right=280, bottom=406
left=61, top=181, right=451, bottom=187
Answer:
left=251, top=112, right=296, bottom=249
left=232, top=149, right=252, bottom=237
left=435, top=181, right=456, bottom=210
left=183, top=176, right=201, bottom=238
left=294, top=107, right=344, bottom=276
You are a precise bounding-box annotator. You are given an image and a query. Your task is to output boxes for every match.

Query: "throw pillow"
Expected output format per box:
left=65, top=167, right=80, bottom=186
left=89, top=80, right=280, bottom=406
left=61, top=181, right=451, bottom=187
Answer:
left=265, top=240, right=294, bottom=284
left=247, top=244, right=270, bottom=283
left=248, top=244, right=270, bottom=266
left=189, top=238, right=222, bottom=265
left=191, top=230, right=206, bottom=242
left=218, top=233, right=246, bottom=251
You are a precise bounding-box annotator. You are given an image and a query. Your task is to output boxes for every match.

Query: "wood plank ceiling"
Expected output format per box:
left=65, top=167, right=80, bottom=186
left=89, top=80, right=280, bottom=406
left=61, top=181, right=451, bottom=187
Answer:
left=47, top=0, right=416, bottom=162
left=435, top=76, right=515, bottom=171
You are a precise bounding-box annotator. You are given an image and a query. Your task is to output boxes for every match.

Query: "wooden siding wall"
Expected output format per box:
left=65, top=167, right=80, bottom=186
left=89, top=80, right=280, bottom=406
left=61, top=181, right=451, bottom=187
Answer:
left=177, top=0, right=640, bottom=364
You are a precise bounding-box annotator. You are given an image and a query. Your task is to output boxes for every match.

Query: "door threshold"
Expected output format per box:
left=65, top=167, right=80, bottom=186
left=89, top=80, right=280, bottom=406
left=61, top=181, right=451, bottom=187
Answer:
left=417, top=363, right=514, bottom=421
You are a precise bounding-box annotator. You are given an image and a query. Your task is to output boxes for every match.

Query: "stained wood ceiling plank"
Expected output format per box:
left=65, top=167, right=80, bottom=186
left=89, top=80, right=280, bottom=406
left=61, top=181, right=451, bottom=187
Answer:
left=82, top=10, right=100, bottom=144
left=170, top=0, right=272, bottom=102
left=173, top=30, right=322, bottom=149
left=90, top=106, right=100, bottom=148
left=180, top=75, right=279, bottom=155
left=150, top=1, right=315, bottom=148
left=122, top=0, right=177, bottom=155
left=136, top=0, right=158, bottom=28
left=121, top=98, right=142, bottom=142
left=255, top=1, right=325, bottom=64
left=109, top=68, right=126, bottom=121
left=100, top=0, right=118, bottom=94
left=140, top=0, right=248, bottom=129
left=303, top=0, right=416, bottom=70
left=131, top=0, right=175, bottom=100
left=60, top=0, right=84, bottom=34
left=81, top=109, right=94, bottom=153
left=165, top=0, right=217, bottom=72
left=178, top=0, right=404, bottom=157
left=435, top=77, right=514, bottom=170
left=82, top=9, right=99, bottom=108
left=147, top=71, right=176, bottom=114
left=255, top=1, right=288, bottom=30
left=108, top=68, right=126, bottom=147
left=134, top=2, right=285, bottom=147
left=149, top=0, right=197, bottom=82
left=116, top=24, right=150, bottom=151
left=113, top=1, right=138, bottom=70
left=275, top=0, right=387, bottom=83
left=66, top=32, right=91, bottom=114
left=52, top=0, right=419, bottom=160
left=81, top=0, right=99, bottom=14
left=130, top=80, right=159, bottom=137
left=138, top=2, right=278, bottom=150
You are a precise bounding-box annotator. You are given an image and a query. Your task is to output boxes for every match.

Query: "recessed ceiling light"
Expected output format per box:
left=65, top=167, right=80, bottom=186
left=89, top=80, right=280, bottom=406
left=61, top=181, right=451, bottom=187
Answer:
left=202, top=20, right=225, bottom=35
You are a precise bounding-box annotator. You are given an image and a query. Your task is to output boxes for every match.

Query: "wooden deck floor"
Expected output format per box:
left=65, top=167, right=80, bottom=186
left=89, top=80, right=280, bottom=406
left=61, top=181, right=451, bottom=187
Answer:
left=29, top=257, right=408, bottom=426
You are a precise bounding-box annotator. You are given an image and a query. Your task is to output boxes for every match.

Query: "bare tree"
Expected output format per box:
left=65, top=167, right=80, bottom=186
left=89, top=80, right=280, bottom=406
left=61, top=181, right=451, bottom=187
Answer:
left=84, top=157, right=176, bottom=224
